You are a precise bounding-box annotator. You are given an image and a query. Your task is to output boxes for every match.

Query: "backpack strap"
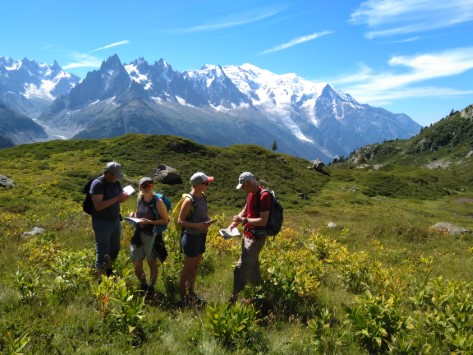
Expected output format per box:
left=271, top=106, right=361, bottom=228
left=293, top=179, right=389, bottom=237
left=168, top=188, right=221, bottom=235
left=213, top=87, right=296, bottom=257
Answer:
left=184, top=193, right=196, bottom=220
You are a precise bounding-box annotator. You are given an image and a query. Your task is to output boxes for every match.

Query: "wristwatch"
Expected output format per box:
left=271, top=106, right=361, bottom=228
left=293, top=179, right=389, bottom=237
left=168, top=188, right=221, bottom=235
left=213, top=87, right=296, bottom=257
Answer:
left=243, top=217, right=248, bottom=224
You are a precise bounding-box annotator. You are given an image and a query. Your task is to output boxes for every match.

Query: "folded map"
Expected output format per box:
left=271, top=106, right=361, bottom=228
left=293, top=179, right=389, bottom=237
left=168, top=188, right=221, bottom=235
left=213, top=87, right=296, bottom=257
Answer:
left=219, top=227, right=241, bottom=239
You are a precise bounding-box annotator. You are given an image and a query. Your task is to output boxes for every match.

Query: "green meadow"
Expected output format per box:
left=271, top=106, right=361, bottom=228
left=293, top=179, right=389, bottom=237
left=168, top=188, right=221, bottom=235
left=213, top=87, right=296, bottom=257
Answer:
left=1, top=133, right=472, bottom=354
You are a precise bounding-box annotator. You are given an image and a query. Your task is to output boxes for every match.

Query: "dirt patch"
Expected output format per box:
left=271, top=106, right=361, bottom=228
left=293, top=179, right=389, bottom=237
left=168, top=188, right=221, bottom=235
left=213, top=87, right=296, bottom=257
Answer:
left=453, top=197, right=473, bottom=204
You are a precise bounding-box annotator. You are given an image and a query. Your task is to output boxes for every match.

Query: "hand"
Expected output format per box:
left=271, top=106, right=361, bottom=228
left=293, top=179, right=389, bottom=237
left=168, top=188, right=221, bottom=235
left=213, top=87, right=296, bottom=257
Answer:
left=232, top=215, right=244, bottom=224
left=129, top=211, right=136, bottom=217
left=139, top=218, right=151, bottom=225
left=118, top=192, right=129, bottom=203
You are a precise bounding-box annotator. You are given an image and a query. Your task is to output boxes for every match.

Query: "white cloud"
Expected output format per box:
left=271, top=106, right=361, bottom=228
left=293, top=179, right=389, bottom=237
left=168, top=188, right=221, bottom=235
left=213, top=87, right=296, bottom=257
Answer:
left=350, top=0, right=473, bottom=38
left=90, top=40, right=130, bottom=53
left=331, top=47, right=473, bottom=104
left=63, top=53, right=103, bottom=70
left=167, top=6, right=284, bottom=33
left=260, top=31, right=333, bottom=55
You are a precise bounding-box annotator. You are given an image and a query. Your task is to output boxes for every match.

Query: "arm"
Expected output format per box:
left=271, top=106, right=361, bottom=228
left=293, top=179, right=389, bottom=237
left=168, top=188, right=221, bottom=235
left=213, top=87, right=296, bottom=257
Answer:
left=231, top=204, right=247, bottom=227
left=92, top=193, right=128, bottom=211
left=153, top=198, right=168, bottom=226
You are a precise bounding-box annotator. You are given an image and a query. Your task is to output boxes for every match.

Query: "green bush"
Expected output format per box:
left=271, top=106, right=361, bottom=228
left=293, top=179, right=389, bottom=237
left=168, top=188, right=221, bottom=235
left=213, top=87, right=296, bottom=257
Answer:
left=205, top=303, right=265, bottom=351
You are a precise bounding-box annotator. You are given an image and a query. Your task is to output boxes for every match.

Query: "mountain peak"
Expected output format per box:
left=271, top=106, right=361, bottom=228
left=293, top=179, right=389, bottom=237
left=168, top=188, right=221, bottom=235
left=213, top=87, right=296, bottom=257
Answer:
left=100, top=54, right=123, bottom=71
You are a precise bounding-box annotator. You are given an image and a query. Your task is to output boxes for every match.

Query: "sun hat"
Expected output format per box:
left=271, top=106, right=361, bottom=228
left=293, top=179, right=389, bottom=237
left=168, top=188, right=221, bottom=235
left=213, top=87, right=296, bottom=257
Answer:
left=190, top=172, right=214, bottom=186
left=236, top=172, right=255, bottom=189
left=103, top=162, right=125, bottom=179
left=139, top=177, right=153, bottom=186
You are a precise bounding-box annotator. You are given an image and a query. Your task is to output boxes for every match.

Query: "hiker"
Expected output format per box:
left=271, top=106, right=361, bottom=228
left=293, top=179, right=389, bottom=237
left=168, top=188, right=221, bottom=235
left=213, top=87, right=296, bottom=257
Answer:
left=90, top=162, right=130, bottom=279
left=129, top=177, right=169, bottom=298
left=228, top=172, right=271, bottom=303
left=177, top=172, right=214, bottom=306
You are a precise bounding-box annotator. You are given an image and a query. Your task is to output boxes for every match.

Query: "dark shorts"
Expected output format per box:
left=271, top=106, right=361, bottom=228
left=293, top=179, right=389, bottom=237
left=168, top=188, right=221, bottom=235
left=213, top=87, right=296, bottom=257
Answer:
left=181, top=232, right=206, bottom=257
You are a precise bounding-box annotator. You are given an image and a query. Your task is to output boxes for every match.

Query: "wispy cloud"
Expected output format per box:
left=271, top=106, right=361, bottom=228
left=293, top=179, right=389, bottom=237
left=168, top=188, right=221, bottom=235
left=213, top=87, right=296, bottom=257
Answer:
left=330, top=47, right=473, bottom=104
left=350, top=0, right=473, bottom=39
left=260, top=31, right=333, bottom=55
left=166, top=6, right=284, bottom=33
left=63, top=53, right=103, bottom=70
left=90, top=40, right=130, bottom=53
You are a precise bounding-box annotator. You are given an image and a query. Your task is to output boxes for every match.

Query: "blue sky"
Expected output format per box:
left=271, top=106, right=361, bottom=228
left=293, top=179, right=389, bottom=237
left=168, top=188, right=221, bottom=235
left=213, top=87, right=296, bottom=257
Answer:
left=2, top=0, right=472, bottom=126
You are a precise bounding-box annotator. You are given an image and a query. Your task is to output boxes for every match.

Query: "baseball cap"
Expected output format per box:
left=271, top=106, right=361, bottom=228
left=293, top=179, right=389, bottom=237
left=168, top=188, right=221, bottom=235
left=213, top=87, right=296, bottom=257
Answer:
left=139, top=177, right=153, bottom=186
left=104, top=162, right=125, bottom=178
left=190, top=172, right=214, bottom=186
left=236, top=172, right=255, bottom=189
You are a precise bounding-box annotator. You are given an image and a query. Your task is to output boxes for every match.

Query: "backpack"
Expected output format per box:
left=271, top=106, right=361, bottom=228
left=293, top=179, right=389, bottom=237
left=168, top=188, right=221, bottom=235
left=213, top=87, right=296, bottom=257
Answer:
left=172, top=193, right=205, bottom=233
left=138, top=192, right=172, bottom=234
left=82, top=177, right=102, bottom=215
left=259, top=188, right=284, bottom=237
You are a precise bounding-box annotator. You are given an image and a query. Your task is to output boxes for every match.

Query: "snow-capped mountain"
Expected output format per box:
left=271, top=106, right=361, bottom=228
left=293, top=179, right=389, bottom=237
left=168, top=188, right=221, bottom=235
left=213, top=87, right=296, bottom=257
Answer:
left=1, top=54, right=421, bottom=161
left=0, top=56, right=80, bottom=119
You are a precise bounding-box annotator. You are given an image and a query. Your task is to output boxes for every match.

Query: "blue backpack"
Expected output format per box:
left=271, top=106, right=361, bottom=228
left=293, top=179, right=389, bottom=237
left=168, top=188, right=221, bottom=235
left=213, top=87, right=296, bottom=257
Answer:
left=140, top=192, right=172, bottom=233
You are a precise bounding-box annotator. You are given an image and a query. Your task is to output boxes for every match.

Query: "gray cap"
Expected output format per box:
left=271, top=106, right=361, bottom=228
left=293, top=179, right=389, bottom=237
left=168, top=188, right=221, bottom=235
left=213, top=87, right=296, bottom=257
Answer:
left=236, top=172, right=255, bottom=189
left=138, top=177, right=153, bottom=186
left=190, top=172, right=214, bottom=186
left=103, top=162, right=124, bottom=179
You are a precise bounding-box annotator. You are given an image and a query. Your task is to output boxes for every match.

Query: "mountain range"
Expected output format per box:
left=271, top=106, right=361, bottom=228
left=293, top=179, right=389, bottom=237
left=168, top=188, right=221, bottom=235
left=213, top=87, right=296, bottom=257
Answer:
left=0, top=54, right=421, bottom=161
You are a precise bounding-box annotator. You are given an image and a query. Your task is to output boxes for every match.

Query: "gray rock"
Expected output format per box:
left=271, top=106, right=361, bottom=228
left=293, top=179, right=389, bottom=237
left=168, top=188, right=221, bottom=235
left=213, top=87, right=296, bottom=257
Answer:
left=21, top=227, right=46, bottom=239
left=153, top=164, right=182, bottom=185
left=327, top=222, right=337, bottom=229
left=307, top=159, right=325, bottom=172
left=0, top=174, right=15, bottom=188
left=432, top=222, right=469, bottom=236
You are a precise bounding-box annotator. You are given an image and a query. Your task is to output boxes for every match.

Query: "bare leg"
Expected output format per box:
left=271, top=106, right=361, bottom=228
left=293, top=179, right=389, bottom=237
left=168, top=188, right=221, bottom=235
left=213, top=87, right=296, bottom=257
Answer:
left=180, top=255, right=201, bottom=301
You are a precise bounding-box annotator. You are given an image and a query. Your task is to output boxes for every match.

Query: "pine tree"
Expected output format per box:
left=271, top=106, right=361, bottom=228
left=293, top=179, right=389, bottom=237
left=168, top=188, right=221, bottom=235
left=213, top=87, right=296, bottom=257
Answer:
left=271, top=140, right=278, bottom=151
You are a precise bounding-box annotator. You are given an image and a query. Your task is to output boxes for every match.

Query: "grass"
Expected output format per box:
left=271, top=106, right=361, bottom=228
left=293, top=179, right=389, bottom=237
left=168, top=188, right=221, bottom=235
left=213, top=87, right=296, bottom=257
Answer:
left=1, top=133, right=473, bottom=353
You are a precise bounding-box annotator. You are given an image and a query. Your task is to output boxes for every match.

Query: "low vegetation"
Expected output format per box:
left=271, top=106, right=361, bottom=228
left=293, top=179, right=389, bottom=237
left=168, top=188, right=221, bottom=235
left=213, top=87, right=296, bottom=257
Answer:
left=1, top=131, right=472, bottom=354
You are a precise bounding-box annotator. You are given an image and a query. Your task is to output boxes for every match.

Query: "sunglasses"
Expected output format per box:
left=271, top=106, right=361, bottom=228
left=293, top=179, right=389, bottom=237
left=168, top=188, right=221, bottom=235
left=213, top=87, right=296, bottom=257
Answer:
left=140, top=183, right=152, bottom=189
left=202, top=182, right=209, bottom=186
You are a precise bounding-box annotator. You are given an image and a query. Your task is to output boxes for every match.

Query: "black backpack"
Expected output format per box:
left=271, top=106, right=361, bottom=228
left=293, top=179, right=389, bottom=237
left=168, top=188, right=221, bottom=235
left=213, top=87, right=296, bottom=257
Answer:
left=259, top=188, right=284, bottom=237
left=82, top=177, right=101, bottom=215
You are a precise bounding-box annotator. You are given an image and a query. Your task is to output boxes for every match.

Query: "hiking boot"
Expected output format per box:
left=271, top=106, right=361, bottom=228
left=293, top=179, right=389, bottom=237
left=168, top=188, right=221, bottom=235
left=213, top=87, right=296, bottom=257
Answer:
left=145, top=286, right=155, bottom=300
left=189, top=293, right=206, bottom=306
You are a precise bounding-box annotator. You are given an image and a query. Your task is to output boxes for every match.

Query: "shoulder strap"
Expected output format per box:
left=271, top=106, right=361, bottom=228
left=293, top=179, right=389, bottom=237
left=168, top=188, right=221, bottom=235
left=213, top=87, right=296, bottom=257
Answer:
left=150, top=193, right=159, bottom=219
left=256, top=188, right=270, bottom=207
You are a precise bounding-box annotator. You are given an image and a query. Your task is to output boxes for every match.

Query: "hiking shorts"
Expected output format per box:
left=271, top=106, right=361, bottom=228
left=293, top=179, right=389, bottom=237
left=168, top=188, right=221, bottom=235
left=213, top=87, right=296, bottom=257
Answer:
left=181, top=232, right=206, bottom=257
left=130, top=231, right=157, bottom=261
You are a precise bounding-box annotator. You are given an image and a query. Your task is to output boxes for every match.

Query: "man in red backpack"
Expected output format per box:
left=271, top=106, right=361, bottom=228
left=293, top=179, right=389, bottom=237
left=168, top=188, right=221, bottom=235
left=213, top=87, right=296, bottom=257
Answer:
left=228, top=172, right=271, bottom=303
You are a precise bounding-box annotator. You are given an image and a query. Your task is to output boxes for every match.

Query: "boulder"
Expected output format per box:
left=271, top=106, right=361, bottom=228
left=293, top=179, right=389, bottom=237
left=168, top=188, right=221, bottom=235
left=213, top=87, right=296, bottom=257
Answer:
left=431, top=222, right=469, bottom=236
left=153, top=165, right=182, bottom=185
left=307, top=159, right=325, bottom=172
left=0, top=174, right=15, bottom=188
left=298, top=193, right=309, bottom=200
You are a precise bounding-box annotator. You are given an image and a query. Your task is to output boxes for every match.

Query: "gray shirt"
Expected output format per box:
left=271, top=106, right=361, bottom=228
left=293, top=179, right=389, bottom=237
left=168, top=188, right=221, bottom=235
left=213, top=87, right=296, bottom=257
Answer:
left=184, top=194, right=209, bottom=235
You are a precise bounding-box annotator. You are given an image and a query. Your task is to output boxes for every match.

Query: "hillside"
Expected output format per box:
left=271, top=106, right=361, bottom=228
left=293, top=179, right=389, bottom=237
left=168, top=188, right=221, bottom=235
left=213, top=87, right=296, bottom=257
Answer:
left=1, top=134, right=472, bottom=353
left=329, top=105, right=473, bottom=197
left=0, top=134, right=329, bottom=213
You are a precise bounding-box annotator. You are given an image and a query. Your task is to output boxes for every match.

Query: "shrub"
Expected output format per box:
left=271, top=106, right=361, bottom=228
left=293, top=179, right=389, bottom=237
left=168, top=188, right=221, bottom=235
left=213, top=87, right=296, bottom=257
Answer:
left=345, top=290, right=411, bottom=353
left=205, top=303, right=264, bottom=351
left=411, top=277, right=473, bottom=352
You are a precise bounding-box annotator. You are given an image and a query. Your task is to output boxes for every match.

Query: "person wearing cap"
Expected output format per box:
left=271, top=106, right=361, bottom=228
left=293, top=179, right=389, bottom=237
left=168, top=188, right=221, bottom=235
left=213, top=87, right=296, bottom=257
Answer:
left=228, top=172, right=271, bottom=303
left=89, top=161, right=130, bottom=279
left=177, top=172, right=214, bottom=306
left=129, top=177, right=169, bottom=298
